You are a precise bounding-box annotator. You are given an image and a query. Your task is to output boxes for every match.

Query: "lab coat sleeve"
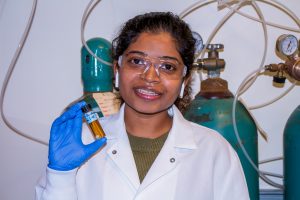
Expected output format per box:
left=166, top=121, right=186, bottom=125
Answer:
left=214, top=146, right=250, bottom=200
left=35, top=167, right=78, bottom=200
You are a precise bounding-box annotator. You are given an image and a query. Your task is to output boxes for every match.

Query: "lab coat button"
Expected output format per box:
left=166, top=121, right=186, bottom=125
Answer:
left=112, top=150, right=117, bottom=154
left=170, top=158, right=175, bottom=163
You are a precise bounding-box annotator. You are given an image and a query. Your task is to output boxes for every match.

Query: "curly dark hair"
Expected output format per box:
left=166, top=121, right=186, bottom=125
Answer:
left=112, top=12, right=196, bottom=112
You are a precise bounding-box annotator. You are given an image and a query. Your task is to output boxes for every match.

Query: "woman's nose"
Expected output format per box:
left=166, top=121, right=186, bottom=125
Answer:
left=139, top=64, right=160, bottom=83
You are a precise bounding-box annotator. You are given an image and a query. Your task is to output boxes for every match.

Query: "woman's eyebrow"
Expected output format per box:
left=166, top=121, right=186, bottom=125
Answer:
left=126, top=51, right=147, bottom=56
left=159, top=56, right=179, bottom=63
left=126, top=51, right=180, bottom=63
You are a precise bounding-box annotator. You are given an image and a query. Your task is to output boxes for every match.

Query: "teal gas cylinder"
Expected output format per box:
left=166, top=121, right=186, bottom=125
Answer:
left=184, top=78, right=259, bottom=200
left=284, top=105, right=300, bottom=200
left=81, top=37, right=113, bottom=117
left=81, top=37, right=113, bottom=93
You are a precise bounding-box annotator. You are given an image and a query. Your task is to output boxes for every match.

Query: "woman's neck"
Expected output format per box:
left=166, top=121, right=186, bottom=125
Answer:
left=124, top=105, right=172, bottom=139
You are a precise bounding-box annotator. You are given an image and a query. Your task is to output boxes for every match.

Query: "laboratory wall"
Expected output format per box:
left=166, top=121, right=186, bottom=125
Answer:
left=0, top=0, right=299, bottom=199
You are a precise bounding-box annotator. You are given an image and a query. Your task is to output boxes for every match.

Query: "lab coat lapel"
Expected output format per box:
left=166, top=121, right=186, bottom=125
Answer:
left=106, top=138, right=140, bottom=190
left=138, top=134, right=178, bottom=192
left=138, top=105, right=197, bottom=192
left=105, top=105, right=140, bottom=190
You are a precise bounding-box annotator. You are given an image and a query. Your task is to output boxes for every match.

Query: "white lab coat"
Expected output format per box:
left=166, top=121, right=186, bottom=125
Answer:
left=35, top=104, right=250, bottom=200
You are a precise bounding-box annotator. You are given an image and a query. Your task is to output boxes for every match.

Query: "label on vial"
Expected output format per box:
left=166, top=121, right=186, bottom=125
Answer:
left=84, top=112, right=98, bottom=124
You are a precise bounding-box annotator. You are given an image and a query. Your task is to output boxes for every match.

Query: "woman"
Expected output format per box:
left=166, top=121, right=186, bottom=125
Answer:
left=36, top=12, right=249, bottom=200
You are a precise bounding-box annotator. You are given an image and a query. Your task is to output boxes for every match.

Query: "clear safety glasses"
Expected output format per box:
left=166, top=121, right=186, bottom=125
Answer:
left=118, top=53, right=187, bottom=80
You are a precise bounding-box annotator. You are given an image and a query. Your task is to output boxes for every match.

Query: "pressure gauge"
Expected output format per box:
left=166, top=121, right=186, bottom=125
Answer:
left=276, top=34, right=299, bottom=56
left=192, top=31, right=204, bottom=55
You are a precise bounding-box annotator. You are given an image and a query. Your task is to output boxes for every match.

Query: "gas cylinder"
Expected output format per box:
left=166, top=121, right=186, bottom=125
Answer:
left=81, top=37, right=113, bottom=117
left=81, top=37, right=113, bottom=93
left=284, top=105, right=300, bottom=200
left=184, top=44, right=259, bottom=200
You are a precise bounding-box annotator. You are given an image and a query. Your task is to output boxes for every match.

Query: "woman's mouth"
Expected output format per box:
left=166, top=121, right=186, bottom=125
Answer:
left=135, top=88, right=161, bottom=100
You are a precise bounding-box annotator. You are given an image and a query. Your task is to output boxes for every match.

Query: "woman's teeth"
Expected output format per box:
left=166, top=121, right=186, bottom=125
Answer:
left=137, top=89, right=159, bottom=96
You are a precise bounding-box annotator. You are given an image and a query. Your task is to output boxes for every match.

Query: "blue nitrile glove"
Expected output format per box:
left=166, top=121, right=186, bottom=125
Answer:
left=48, top=101, right=107, bottom=171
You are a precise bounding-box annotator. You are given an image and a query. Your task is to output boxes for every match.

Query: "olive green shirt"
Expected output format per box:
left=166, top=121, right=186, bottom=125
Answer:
left=128, top=132, right=169, bottom=182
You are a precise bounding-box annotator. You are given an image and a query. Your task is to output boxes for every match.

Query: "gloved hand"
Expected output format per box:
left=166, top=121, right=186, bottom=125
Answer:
left=48, top=101, right=107, bottom=171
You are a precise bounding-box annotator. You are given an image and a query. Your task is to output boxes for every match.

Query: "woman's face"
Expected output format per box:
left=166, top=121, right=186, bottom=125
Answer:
left=116, top=32, right=185, bottom=115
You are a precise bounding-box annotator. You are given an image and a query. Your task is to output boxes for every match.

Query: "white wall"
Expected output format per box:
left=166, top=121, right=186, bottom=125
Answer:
left=0, top=0, right=299, bottom=199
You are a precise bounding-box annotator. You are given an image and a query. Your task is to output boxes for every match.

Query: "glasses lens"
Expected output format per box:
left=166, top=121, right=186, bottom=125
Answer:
left=156, top=59, right=183, bottom=79
left=120, top=54, right=147, bottom=72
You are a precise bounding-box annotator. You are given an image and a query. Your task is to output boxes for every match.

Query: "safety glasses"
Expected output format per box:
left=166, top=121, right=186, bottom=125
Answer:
left=118, top=53, right=187, bottom=80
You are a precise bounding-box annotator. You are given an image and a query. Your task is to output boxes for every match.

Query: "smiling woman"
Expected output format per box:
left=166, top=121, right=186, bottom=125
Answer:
left=115, top=32, right=186, bottom=130
left=35, top=12, right=250, bottom=200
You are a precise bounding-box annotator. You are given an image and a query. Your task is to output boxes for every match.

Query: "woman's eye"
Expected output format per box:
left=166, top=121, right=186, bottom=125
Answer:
left=130, top=58, right=144, bottom=65
left=160, top=63, right=176, bottom=72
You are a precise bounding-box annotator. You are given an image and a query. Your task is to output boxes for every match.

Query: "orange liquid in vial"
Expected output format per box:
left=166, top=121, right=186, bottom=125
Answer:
left=89, top=120, right=106, bottom=139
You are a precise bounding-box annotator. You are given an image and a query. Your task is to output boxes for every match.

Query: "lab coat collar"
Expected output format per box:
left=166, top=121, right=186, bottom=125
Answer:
left=105, top=104, right=199, bottom=149
left=169, top=105, right=198, bottom=150
left=104, top=104, right=199, bottom=192
left=104, top=104, right=127, bottom=140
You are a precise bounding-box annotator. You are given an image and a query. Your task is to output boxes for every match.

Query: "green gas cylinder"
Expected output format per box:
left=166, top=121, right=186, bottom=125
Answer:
left=81, top=37, right=113, bottom=93
left=184, top=44, right=258, bottom=199
left=284, top=105, right=300, bottom=200
left=184, top=77, right=259, bottom=200
left=81, top=37, right=113, bottom=117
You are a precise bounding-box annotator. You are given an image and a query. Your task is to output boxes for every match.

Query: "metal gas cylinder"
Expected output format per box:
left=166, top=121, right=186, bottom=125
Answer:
left=81, top=37, right=113, bottom=93
left=184, top=44, right=259, bottom=200
left=284, top=105, right=300, bottom=200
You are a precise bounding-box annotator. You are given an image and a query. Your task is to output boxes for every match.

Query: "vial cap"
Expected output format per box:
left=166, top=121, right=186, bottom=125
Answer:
left=81, top=103, right=92, bottom=113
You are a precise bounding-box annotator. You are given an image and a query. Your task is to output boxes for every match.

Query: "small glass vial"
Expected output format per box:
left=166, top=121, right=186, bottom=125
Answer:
left=81, top=104, right=106, bottom=139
